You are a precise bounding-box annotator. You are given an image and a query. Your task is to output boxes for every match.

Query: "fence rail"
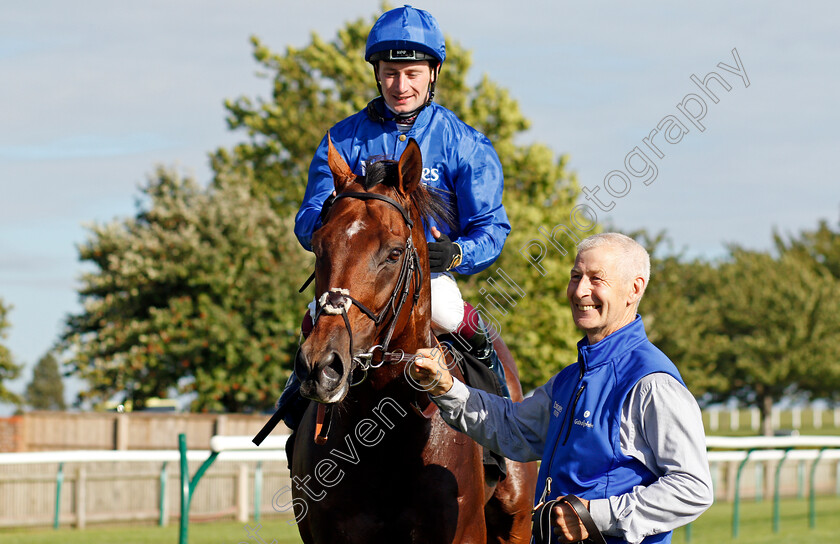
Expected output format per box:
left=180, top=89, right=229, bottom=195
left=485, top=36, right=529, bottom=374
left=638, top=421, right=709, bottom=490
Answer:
left=0, top=447, right=291, bottom=530
left=0, top=411, right=276, bottom=452
left=1, top=435, right=840, bottom=531
left=703, top=435, right=840, bottom=537
left=703, top=407, right=840, bottom=433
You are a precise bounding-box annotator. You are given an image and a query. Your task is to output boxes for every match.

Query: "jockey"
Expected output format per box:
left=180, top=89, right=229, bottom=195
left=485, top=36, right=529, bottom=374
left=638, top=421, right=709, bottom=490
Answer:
left=280, top=5, right=511, bottom=430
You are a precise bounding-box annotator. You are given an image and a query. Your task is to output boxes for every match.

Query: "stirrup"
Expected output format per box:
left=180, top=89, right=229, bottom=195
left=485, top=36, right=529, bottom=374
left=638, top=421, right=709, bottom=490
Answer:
left=470, top=316, right=511, bottom=399
left=486, top=348, right=511, bottom=399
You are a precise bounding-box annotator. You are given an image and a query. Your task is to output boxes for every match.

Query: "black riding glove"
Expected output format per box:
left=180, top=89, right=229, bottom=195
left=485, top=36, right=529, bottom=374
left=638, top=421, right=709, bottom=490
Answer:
left=428, top=232, right=462, bottom=273
left=318, top=193, right=337, bottom=225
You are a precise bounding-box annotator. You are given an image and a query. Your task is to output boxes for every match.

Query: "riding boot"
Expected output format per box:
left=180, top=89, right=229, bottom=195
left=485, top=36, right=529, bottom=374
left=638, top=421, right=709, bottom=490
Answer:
left=441, top=303, right=510, bottom=399
left=460, top=314, right=511, bottom=399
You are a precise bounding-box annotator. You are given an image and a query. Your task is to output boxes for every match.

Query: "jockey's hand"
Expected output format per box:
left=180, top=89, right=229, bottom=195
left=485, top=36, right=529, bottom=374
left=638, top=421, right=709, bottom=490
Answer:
left=428, top=227, right=462, bottom=272
left=551, top=498, right=590, bottom=543
left=410, top=347, right=453, bottom=396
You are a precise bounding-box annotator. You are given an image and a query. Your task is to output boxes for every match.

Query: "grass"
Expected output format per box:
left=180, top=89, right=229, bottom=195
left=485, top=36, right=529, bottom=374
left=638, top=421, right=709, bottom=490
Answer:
left=673, top=495, right=840, bottom=544
left=0, top=519, right=302, bottom=544
left=1, top=496, right=839, bottom=543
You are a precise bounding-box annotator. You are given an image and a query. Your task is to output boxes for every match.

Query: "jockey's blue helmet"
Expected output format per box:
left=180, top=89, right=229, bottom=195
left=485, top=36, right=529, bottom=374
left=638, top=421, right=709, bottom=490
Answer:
left=365, top=5, right=446, bottom=66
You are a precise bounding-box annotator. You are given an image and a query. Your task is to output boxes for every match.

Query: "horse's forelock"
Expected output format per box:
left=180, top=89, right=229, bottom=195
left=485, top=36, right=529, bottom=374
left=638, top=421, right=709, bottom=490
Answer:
left=359, top=159, right=455, bottom=231
left=362, top=159, right=398, bottom=191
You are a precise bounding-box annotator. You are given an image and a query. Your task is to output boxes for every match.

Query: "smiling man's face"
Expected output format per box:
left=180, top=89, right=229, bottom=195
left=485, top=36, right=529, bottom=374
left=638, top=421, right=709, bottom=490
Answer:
left=376, top=60, right=434, bottom=114
left=566, top=246, right=641, bottom=344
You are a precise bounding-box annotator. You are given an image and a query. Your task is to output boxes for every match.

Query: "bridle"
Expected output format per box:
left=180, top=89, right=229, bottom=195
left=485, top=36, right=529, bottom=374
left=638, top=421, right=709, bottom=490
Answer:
left=306, top=191, right=424, bottom=385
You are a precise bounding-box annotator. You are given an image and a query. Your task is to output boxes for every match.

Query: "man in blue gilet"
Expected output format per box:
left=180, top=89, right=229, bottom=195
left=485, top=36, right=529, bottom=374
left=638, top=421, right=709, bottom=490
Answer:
left=410, top=233, right=713, bottom=544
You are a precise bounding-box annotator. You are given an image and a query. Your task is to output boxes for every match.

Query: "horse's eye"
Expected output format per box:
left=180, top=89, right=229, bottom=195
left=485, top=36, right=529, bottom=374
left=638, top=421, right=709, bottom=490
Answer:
left=387, top=248, right=404, bottom=262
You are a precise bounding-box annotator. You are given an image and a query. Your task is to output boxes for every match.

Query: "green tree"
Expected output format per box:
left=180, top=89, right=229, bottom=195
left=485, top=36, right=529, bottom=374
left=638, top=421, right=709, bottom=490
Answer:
left=60, top=169, right=304, bottom=412
left=712, top=249, right=840, bottom=434
left=774, top=217, right=840, bottom=278
left=636, top=234, right=729, bottom=398
left=0, top=299, right=23, bottom=406
left=640, top=232, right=840, bottom=436
left=215, top=8, right=584, bottom=391
left=25, top=352, right=66, bottom=410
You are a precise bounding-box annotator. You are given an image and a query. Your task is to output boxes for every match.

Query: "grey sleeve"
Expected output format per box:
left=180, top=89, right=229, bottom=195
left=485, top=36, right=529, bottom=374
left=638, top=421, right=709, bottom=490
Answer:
left=588, top=373, right=714, bottom=544
left=431, top=376, right=556, bottom=463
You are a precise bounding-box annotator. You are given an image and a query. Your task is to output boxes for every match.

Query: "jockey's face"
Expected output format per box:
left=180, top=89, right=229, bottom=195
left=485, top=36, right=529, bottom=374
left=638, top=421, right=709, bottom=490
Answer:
left=377, top=60, right=434, bottom=115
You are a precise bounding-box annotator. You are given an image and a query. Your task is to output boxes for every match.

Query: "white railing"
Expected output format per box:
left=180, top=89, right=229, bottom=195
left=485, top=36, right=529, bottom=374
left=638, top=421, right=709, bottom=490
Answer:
left=0, top=435, right=290, bottom=532
left=704, top=435, right=840, bottom=537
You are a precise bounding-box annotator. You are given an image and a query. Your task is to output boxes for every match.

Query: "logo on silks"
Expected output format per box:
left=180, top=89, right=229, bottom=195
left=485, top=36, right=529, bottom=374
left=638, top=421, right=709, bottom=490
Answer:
left=574, top=409, right=594, bottom=430
left=421, top=167, right=440, bottom=182
left=553, top=401, right=563, bottom=418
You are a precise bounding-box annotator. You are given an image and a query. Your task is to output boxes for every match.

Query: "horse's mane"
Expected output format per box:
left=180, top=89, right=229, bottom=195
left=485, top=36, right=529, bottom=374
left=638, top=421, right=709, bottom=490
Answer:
left=363, top=159, right=455, bottom=231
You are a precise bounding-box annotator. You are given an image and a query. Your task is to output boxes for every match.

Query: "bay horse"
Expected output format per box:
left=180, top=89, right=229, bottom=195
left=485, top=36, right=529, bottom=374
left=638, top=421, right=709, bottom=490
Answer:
left=291, top=135, right=537, bottom=543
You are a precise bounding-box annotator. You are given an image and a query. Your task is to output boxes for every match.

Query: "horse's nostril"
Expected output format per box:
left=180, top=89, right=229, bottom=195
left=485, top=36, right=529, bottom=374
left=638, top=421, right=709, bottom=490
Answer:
left=294, top=347, right=310, bottom=382
left=319, top=352, right=345, bottom=389
left=322, top=366, right=340, bottom=383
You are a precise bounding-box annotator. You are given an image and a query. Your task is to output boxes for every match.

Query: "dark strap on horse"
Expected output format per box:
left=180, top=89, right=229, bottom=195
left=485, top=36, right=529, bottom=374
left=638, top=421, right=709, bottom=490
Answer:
left=298, top=191, right=412, bottom=294
left=531, top=494, right=607, bottom=544
left=333, top=191, right=413, bottom=227
left=314, top=404, right=332, bottom=445
left=299, top=271, right=315, bottom=293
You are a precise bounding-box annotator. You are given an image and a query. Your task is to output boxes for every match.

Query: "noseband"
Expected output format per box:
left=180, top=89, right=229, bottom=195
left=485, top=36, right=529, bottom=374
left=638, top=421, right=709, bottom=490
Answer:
left=309, top=191, right=423, bottom=384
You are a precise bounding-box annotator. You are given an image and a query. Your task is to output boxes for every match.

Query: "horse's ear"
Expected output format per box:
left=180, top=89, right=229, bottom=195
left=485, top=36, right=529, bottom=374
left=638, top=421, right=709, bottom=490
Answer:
left=397, top=138, right=423, bottom=196
left=327, top=132, right=355, bottom=191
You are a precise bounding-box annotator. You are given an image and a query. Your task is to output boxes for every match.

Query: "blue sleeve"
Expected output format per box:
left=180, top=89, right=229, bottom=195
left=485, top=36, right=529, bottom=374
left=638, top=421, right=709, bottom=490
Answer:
left=294, top=133, right=335, bottom=251
left=450, top=135, right=510, bottom=275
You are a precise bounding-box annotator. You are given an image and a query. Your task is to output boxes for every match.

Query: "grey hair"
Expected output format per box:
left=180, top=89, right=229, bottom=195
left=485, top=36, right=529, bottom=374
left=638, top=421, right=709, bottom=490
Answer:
left=576, top=233, right=650, bottom=296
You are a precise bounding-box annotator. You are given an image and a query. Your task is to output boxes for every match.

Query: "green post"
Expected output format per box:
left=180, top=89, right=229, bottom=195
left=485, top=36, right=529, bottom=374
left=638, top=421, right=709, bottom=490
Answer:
left=179, top=434, right=189, bottom=544
left=732, top=449, right=754, bottom=538
left=178, top=433, right=220, bottom=544
left=159, top=461, right=168, bottom=527
left=254, top=461, right=263, bottom=523
left=53, top=462, right=64, bottom=530
left=797, top=460, right=805, bottom=499
left=808, top=448, right=826, bottom=529
left=772, top=448, right=792, bottom=533
left=684, top=521, right=692, bottom=542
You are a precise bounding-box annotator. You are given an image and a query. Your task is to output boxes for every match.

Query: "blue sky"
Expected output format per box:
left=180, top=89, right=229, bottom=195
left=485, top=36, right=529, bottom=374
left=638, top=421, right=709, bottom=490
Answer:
left=1, top=1, right=838, bottom=410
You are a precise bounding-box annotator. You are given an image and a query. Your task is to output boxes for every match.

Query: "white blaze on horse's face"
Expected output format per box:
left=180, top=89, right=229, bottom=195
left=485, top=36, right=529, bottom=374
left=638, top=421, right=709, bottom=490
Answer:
left=346, top=219, right=365, bottom=239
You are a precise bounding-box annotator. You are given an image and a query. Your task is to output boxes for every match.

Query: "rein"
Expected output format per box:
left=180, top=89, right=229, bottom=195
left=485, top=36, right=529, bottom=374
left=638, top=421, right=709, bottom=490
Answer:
left=308, top=191, right=424, bottom=385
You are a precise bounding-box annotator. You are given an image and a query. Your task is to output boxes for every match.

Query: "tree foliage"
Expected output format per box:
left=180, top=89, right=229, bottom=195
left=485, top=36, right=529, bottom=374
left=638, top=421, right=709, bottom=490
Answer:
left=25, top=352, right=66, bottom=410
left=60, top=170, right=305, bottom=411
left=639, top=226, right=840, bottom=435
left=0, top=299, right=23, bottom=406
left=774, top=217, right=840, bottom=278
left=215, top=8, right=583, bottom=391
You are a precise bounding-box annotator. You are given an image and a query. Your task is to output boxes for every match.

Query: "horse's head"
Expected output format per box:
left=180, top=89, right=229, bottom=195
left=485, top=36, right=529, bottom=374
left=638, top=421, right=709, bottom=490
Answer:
left=296, top=135, right=447, bottom=404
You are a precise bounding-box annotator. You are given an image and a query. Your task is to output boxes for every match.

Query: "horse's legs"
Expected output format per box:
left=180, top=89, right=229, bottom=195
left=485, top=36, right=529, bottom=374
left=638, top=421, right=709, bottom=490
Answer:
left=483, top=336, right=537, bottom=543
left=485, top=458, right=537, bottom=544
